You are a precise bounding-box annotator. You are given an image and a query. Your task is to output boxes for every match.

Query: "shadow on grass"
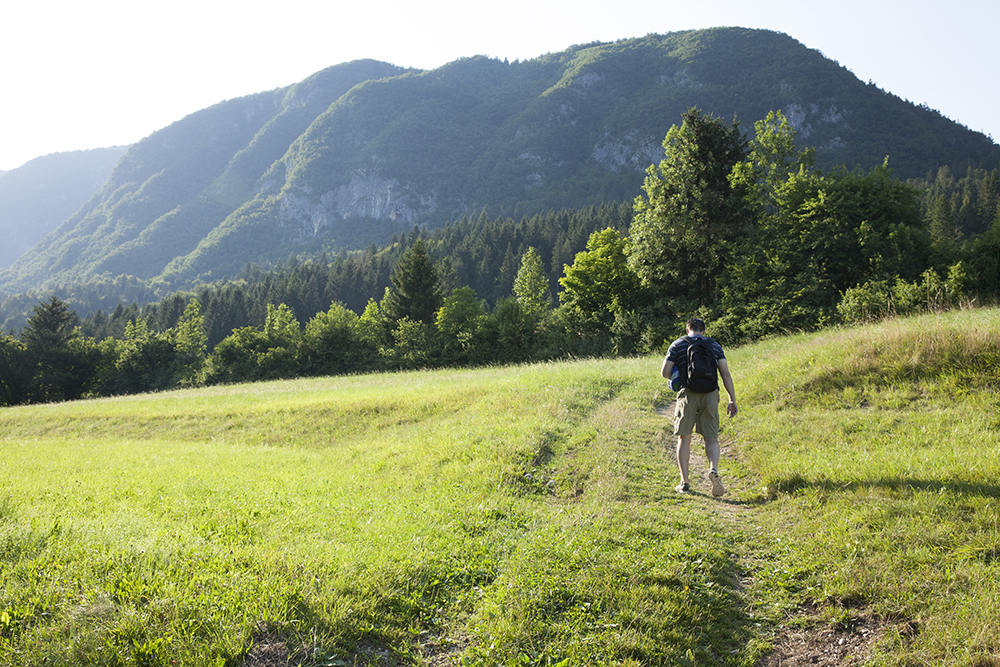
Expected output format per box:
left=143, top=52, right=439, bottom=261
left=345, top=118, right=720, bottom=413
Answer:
left=767, top=473, right=1000, bottom=499
left=681, top=488, right=770, bottom=508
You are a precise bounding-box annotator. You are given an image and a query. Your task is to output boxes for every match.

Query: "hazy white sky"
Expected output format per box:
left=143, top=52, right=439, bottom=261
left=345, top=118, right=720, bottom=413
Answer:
left=2, top=0, right=996, bottom=170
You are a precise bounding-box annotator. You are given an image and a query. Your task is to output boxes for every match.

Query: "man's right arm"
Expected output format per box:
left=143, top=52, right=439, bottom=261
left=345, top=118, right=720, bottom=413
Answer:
left=661, top=340, right=680, bottom=379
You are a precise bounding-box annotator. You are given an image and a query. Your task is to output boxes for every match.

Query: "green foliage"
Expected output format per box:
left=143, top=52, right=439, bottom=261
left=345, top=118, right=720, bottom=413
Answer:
left=969, top=209, right=1000, bottom=294
left=21, top=296, right=79, bottom=350
left=301, top=301, right=363, bottom=376
left=355, top=296, right=391, bottom=360
left=911, top=166, right=1000, bottom=242
left=386, top=317, right=442, bottom=370
left=559, top=228, right=642, bottom=334
left=714, top=114, right=928, bottom=341
left=837, top=263, right=973, bottom=324
left=19, top=296, right=95, bottom=403
left=98, top=319, right=179, bottom=395
left=0, top=335, right=27, bottom=406
left=382, top=239, right=443, bottom=325
left=628, top=108, right=751, bottom=315
left=435, top=286, right=492, bottom=364
left=172, top=298, right=208, bottom=386
left=87, top=298, right=208, bottom=396
left=491, top=297, right=538, bottom=363
left=205, top=304, right=303, bottom=384
left=513, top=248, right=550, bottom=321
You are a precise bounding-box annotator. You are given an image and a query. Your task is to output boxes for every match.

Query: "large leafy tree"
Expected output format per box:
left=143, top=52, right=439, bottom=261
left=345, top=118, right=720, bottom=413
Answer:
left=627, top=108, right=751, bottom=315
left=559, top=228, right=641, bottom=333
left=301, top=302, right=362, bottom=376
left=382, top=239, right=443, bottom=324
left=720, top=112, right=926, bottom=340
left=435, top=286, right=492, bottom=364
left=172, top=298, right=208, bottom=386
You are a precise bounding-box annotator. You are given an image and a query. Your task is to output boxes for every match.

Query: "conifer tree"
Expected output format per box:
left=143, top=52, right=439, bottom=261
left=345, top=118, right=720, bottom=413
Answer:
left=21, top=296, right=79, bottom=350
left=628, top=108, right=750, bottom=312
left=382, top=239, right=442, bottom=324
left=513, top=247, right=550, bottom=320
left=21, top=296, right=87, bottom=402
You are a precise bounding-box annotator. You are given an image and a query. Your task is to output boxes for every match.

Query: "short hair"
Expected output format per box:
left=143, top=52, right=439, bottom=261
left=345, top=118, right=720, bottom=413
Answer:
left=686, top=318, right=706, bottom=333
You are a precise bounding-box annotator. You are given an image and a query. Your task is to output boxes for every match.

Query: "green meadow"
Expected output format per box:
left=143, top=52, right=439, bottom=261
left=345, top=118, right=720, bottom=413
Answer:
left=1, top=309, right=999, bottom=666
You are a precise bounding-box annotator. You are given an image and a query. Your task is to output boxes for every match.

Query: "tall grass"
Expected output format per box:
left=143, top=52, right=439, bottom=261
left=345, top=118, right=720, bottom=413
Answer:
left=729, top=308, right=1000, bottom=666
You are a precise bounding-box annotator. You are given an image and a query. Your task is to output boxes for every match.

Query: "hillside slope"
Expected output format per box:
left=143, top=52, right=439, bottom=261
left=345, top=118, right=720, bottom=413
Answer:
left=0, top=60, right=409, bottom=294
left=2, top=28, right=997, bottom=296
left=0, top=147, right=127, bottom=268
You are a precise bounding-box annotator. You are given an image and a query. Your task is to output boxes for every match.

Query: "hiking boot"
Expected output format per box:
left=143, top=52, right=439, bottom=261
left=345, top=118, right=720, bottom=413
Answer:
left=708, top=470, right=726, bottom=497
left=675, top=482, right=690, bottom=494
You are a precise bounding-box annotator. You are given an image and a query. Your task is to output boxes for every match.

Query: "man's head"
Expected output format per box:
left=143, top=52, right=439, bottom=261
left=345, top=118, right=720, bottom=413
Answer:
left=686, top=318, right=707, bottom=335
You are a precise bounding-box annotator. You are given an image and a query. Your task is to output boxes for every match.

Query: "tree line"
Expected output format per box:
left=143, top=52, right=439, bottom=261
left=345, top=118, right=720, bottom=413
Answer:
left=2, top=108, right=998, bottom=407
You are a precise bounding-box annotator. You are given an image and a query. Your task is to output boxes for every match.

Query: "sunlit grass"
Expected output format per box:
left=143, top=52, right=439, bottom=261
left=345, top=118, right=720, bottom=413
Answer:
left=728, top=308, right=1000, bottom=666
left=3, top=309, right=1000, bottom=665
left=1, top=359, right=766, bottom=666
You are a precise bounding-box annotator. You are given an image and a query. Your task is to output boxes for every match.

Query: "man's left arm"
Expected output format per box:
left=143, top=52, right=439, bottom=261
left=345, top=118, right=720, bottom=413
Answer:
left=717, top=358, right=738, bottom=417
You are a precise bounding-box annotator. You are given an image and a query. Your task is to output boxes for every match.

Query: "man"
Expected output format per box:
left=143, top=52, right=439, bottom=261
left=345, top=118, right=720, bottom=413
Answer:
left=660, top=318, right=737, bottom=496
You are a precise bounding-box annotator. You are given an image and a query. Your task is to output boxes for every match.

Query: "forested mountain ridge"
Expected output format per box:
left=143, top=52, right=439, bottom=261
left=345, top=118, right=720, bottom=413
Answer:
left=0, top=147, right=127, bottom=268
left=0, top=60, right=410, bottom=295
left=2, top=28, right=997, bottom=298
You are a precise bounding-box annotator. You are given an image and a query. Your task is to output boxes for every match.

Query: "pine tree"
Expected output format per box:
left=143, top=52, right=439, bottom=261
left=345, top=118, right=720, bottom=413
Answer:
left=382, top=239, right=442, bottom=324
left=513, top=247, right=550, bottom=320
left=21, top=296, right=88, bottom=402
left=628, top=108, right=751, bottom=312
left=21, top=296, right=79, bottom=350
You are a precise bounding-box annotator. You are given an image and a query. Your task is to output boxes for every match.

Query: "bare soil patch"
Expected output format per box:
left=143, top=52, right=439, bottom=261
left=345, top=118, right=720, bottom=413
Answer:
left=758, top=606, right=911, bottom=666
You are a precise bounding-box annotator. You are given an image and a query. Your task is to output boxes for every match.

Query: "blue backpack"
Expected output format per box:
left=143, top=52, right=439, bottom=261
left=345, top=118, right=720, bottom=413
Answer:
left=668, top=364, right=682, bottom=391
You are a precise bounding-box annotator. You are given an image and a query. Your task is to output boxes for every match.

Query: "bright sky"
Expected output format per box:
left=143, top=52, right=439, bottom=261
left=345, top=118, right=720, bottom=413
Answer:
left=2, top=0, right=997, bottom=171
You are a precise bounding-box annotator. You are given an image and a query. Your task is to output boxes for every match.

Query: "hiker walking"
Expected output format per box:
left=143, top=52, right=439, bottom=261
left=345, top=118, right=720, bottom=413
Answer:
left=660, top=318, right=738, bottom=496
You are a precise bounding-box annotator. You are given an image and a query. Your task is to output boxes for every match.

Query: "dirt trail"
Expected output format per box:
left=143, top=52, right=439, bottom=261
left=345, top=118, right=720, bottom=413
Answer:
left=656, top=401, right=892, bottom=666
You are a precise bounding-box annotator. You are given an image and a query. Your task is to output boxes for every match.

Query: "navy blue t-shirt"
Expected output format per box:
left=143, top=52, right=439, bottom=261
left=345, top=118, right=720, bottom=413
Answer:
left=666, top=335, right=725, bottom=389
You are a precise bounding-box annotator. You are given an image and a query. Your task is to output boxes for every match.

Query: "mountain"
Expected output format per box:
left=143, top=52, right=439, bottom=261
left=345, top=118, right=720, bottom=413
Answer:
left=2, top=28, right=997, bottom=298
left=0, top=147, right=127, bottom=268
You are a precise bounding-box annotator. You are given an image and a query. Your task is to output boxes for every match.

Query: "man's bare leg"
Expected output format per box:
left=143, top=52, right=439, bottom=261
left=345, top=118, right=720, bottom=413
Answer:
left=704, top=437, right=720, bottom=471
left=704, top=436, right=726, bottom=496
left=676, top=434, right=693, bottom=491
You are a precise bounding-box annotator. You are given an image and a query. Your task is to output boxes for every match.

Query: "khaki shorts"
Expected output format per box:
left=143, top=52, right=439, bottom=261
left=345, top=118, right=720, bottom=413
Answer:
left=673, top=388, right=720, bottom=438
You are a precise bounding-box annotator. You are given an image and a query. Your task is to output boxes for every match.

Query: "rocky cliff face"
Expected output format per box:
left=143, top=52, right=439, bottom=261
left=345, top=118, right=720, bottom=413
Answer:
left=274, top=172, right=439, bottom=245
left=592, top=131, right=665, bottom=174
